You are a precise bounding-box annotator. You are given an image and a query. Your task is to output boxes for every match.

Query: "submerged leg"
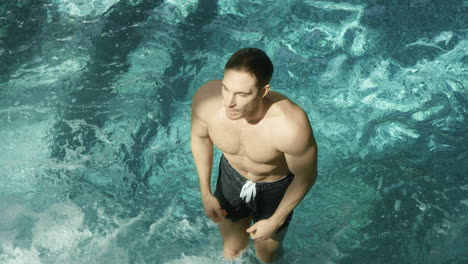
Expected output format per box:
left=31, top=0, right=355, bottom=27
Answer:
left=218, top=216, right=252, bottom=260
left=253, top=226, right=288, bottom=263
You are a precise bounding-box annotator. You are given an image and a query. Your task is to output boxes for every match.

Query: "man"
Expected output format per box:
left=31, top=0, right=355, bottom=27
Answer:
left=191, top=48, right=317, bottom=263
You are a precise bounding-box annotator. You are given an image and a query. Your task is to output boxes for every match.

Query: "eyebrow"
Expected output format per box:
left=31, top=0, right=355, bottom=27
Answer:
left=221, top=83, right=252, bottom=94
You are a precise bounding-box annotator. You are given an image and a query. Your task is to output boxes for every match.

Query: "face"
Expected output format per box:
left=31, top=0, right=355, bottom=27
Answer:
left=222, top=70, right=266, bottom=120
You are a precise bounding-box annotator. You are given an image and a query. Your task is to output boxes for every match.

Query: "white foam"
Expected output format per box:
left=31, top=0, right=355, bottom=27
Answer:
left=163, top=254, right=219, bottom=264
left=32, top=203, right=92, bottom=253
left=303, top=0, right=363, bottom=12
left=0, top=115, right=56, bottom=194
left=156, top=0, right=199, bottom=24
left=0, top=202, right=93, bottom=264
left=9, top=58, right=88, bottom=88
left=411, top=105, right=445, bottom=121
left=0, top=246, right=42, bottom=264
left=54, top=0, right=121, bottom=18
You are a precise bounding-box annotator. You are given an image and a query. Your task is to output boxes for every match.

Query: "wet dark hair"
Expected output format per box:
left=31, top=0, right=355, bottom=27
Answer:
left=224, top=48, right=274, bottom=89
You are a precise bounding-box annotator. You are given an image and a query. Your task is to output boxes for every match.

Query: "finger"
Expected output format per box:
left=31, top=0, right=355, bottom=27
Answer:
left=250, top=233, right=261, bottom=240
left=246, top=223, right=257, bottom=233
left=210, top=212, right=221, bottom=223
left=216, top=209, right=226, bottom=219
left=252, top=234, right=266, bottom=241
left=216, top=208, right=226, bottom=217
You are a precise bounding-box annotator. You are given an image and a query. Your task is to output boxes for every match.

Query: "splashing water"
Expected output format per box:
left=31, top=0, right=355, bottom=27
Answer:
left=0, top=0, right=466, bottom=263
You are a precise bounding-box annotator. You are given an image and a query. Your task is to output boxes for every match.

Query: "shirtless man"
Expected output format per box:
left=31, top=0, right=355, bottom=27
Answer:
left=191, top=48, right=317, bottom=263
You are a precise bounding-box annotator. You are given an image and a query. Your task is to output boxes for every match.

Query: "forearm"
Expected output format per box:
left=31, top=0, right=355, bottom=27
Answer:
left=191, top=135, right=214, bottom=196
left=270, top=172, right=316, bottom=224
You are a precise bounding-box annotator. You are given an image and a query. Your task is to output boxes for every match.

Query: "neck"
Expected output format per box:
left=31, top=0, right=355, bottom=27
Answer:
left=244, top=98, right=267, bottom=124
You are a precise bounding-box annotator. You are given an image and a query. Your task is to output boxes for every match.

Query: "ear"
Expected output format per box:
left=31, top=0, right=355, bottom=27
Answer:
left=259, top=84, right=270, bottom=98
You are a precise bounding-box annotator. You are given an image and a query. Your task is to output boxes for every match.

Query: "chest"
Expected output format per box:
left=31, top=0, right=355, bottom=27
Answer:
left=208, top=117, right=281, bottom=164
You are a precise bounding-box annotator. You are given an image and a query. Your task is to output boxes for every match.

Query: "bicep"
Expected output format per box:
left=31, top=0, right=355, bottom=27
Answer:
left=284, top=142, right=317, bottom=179
left=281, top=113, right=318, bottom=178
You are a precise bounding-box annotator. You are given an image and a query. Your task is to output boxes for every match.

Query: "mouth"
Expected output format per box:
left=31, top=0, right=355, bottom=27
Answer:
left=226, top=109, right=238, bottom=115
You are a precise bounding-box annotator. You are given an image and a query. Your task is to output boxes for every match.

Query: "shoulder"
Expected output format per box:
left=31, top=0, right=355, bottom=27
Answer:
left=192, top=80, right=221, bottom=121
left=269, top=94, right=315, bottom=155
left=192, top=80, right=221, bottom=103
left=268, top=91, right=309, bottom=130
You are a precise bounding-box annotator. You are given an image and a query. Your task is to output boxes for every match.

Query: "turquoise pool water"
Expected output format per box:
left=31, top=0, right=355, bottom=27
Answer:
left=0, top=0, right=466, bottom=263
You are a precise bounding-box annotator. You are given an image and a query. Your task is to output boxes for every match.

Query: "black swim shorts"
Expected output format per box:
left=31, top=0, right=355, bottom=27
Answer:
left=214, top=154, right=295, bottom=232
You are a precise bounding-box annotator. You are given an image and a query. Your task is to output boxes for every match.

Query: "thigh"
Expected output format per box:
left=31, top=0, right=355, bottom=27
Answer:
left=218, top=216, right=252, bottom=250
left=254, top=226, right=289, bottom=258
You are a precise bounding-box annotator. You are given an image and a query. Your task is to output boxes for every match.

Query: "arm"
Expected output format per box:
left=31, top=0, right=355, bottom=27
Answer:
left=271, top=109, right=317, bottom=226
left=190, top=83, right=227, bottom=222
left=190, top=111, right=214, bottom=196
left=270, top=134, right=317, bottom=225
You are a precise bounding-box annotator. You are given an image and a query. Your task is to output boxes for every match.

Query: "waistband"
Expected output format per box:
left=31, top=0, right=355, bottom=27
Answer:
left=220, top=154, right=294, bottom=192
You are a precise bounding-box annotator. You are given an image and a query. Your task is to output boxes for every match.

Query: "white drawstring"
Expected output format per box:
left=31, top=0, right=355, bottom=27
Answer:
left=240, top=180, right=256, bottom=203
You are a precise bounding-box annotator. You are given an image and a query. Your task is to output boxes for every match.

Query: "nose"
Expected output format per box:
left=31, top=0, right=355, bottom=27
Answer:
left=226, top=93, right=236, bottom=107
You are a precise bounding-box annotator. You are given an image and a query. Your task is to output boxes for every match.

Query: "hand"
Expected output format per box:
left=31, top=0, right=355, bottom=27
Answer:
left=202, top=194, right=227, bottom=223
left=246, top=219, right=280, bottom=240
